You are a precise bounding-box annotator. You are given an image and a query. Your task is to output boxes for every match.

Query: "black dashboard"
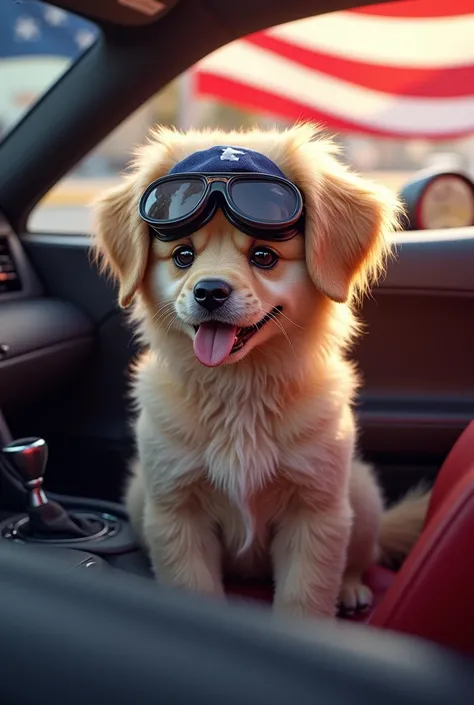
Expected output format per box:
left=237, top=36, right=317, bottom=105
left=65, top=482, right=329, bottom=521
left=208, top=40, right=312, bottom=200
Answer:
left=0, top=217, right=94, bottom=414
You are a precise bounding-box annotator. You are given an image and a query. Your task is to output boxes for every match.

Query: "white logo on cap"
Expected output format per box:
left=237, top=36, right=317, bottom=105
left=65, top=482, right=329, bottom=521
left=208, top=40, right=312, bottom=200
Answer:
left=220, top=147, right=246, bottom=162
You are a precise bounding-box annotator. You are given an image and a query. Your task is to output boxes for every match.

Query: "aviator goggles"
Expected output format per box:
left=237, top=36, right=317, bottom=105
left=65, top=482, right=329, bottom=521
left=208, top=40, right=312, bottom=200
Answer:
left=138, top=172, right=305, bottom=242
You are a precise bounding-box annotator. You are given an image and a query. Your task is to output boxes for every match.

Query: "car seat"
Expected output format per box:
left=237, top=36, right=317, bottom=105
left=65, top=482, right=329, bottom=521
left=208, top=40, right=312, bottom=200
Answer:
left=369, top=420, right=474, bottom=656
left=226, top=421, right=474, bottom=656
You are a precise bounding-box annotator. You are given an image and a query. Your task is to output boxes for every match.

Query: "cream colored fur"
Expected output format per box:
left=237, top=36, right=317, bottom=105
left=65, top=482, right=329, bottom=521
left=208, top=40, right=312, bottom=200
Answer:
left=92, top=123, right=430, bottom=618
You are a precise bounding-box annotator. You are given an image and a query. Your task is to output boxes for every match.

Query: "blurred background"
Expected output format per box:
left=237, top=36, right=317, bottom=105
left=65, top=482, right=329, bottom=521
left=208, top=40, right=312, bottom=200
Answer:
left=1, top=0, right=473, bottom=233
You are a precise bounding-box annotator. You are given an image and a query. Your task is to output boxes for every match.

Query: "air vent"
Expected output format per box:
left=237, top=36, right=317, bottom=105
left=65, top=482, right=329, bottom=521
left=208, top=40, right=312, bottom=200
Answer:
left=0, top=236, right=21, bottom=294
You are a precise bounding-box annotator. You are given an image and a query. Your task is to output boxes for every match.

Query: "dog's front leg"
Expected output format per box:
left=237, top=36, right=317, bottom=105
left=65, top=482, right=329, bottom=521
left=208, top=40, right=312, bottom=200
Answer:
left=143, top=496, right=225, bottom=598
left=272, top=498, right=352, bottom=619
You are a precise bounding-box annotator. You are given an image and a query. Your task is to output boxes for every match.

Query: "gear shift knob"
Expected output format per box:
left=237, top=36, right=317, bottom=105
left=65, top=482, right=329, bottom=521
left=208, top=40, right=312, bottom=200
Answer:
left=1, top=437, right=106, bottom=541
left=2, top=437, right=48, bottom=508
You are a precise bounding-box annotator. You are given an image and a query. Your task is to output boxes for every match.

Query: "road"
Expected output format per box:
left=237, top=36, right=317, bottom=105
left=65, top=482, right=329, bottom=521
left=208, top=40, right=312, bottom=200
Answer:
left=28, top=177, right=118, bottom=234
left=29, top=206, right=94, bottom=234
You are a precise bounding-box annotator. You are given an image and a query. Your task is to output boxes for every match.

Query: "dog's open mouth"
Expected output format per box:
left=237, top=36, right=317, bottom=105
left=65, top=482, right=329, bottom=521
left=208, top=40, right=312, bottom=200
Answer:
left=193, top=306, right=282, bottom=367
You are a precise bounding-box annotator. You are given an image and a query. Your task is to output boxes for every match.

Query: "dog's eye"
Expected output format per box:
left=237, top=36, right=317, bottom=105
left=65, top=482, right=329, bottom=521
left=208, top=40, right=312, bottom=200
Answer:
left=250, top=246, right=279, bottom=270
left=172, top=245, right=195, bottom=269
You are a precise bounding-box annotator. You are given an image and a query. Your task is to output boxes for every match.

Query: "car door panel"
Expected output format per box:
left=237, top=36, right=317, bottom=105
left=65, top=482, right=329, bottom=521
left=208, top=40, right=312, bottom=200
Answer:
left=0, top=220, right=95, bottom=416
left=359, top=234, right=474, bottom=461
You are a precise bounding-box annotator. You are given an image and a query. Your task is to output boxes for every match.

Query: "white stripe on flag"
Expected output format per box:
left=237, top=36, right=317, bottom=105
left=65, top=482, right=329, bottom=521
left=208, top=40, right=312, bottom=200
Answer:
left=198, top=42, right=474, bottom=134
left=269, top=12, right=474, bottom=68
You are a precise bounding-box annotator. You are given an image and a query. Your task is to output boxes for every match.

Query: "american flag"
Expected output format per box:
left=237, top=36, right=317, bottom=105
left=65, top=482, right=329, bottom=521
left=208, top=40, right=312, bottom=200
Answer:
left=195, top=0, right=474, bottom=139
left=0, top=1, right=98, bottom=60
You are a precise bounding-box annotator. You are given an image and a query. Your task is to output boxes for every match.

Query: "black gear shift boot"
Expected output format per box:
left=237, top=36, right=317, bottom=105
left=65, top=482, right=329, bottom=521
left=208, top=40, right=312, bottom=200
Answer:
left=1, top=437, right=108, bottom=543
left=0, top=436, right=138, bottom=556
left=26, top=501, right=105, bottom=540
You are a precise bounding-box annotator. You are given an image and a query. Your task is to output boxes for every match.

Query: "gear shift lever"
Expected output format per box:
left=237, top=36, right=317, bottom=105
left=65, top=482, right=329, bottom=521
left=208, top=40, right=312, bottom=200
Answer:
left=2, top=437, right=103, bottom=541
left=3, top=437, right=49, bottom=509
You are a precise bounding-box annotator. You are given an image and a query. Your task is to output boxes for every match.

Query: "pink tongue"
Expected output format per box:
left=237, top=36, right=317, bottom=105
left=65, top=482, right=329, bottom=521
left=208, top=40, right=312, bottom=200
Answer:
left=193, top=322, right=238, bottom=367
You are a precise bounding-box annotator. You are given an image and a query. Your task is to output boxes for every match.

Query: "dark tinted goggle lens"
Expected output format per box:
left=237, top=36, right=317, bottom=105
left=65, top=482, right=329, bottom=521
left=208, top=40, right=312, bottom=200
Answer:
left=229, top=179, right=299, bottom=223
left=142, top=177, right=205, bottom=221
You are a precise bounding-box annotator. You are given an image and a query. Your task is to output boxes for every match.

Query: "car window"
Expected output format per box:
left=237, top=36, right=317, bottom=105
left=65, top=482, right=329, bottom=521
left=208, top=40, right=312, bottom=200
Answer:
left=0, top=1, right=99, bottom=143
left=24, top=0, right=474, bottom=234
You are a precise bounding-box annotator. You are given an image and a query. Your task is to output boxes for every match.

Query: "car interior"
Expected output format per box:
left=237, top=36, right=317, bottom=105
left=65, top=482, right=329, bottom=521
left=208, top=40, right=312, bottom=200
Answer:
left=1, top=0, right=474, bottom=702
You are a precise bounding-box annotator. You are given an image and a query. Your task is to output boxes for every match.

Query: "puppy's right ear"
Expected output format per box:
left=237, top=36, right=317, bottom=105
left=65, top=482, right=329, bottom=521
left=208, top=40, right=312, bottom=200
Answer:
left=91, top=176, right=149, bottom=308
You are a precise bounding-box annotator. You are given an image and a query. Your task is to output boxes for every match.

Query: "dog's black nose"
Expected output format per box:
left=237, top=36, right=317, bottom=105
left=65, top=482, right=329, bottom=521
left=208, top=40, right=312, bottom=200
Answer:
left=193, top=279, right=232, bottom=312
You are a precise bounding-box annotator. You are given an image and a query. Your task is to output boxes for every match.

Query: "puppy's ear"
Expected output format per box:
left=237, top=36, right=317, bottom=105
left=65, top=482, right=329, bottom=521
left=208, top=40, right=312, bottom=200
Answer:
left=297, top=142, right=401, bottom=303
left=91, top=177, right=149, bottom=308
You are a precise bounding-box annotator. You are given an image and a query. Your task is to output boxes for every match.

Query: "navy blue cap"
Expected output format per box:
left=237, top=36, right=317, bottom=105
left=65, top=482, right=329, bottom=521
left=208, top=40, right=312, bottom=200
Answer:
left=168, top=145, right=286, bottom=178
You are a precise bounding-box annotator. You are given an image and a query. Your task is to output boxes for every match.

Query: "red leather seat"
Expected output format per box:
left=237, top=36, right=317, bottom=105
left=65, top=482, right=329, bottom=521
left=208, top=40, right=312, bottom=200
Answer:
left=226, top=421, right=474, bottom=655
left=425, top=419, right=474, bottom=523
left=369, top=420, right=474, bottom=656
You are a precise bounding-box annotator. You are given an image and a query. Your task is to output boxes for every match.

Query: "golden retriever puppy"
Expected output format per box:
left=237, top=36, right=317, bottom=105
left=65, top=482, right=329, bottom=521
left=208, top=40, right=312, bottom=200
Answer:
left=92, top=123, right=429, bottom=618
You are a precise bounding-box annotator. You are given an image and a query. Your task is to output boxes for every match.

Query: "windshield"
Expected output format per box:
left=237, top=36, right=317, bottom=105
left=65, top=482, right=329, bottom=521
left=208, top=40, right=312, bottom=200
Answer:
left=3, top=0, right=472, bottom=234
left=0, top=0, right=99, bottom=142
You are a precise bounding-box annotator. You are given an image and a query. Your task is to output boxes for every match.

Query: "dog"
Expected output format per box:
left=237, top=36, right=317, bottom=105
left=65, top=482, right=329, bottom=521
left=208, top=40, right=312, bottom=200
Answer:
left=92, top=123, right=430, bottom=618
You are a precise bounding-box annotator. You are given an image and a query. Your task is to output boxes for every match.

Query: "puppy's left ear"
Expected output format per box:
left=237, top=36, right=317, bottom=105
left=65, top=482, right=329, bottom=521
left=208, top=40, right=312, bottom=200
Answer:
left=299, top=146, right=401, bottom=303
left=91, top=176, right=149, bottom=308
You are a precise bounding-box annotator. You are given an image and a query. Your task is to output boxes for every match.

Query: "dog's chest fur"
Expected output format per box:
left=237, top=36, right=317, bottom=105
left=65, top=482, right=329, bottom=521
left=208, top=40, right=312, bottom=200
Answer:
left=136, top=354, right=351, bottom=569
left=139, top=355, right=289, bottom=494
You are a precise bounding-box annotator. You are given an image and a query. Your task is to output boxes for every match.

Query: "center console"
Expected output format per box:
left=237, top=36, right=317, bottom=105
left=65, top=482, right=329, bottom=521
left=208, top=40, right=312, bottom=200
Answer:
left=0, top=424, right=152, bottom=578
left=0, top=218, right=149, bottom=576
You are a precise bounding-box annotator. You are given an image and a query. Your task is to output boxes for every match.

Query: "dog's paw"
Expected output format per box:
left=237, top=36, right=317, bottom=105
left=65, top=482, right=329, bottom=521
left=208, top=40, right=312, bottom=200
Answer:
left=338, top=578, right=373, bottom=616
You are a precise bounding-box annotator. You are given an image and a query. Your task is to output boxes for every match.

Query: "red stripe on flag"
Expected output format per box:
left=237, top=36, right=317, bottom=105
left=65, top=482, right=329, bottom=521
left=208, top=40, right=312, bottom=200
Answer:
left=247, top=34, right=474, bottom=98
left=349, top=0, right=474, bottom=18
left=196, top=72, right=474, bottom=139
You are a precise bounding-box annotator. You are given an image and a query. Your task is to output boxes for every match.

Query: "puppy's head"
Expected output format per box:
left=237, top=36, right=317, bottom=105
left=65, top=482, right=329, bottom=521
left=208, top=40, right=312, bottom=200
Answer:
left=92, top=124, right=400, bottom=368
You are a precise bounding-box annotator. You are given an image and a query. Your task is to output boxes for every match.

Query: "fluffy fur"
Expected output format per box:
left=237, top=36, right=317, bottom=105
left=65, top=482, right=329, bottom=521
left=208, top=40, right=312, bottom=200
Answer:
left=91, top=123, right=430, bottom=618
